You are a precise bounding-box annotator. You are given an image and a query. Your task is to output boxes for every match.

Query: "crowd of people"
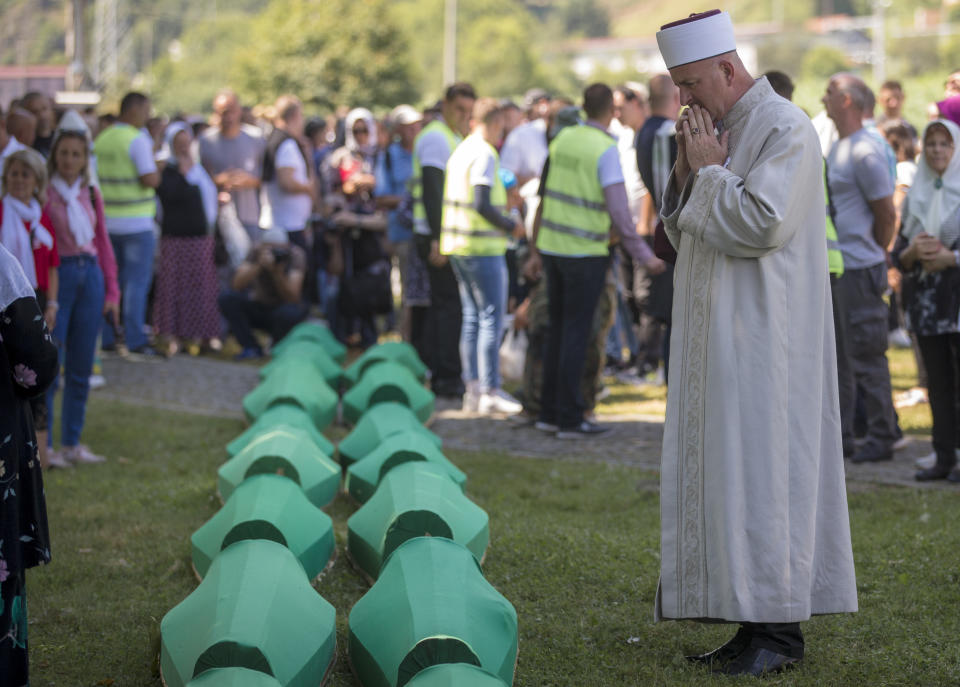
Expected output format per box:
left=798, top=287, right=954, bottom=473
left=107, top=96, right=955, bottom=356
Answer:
left=3, top=52, right=960, bottom=678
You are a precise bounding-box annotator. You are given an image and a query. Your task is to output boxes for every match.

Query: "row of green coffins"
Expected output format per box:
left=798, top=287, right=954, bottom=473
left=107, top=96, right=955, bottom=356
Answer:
left=160, top=326, right=517, bottom=686
left=162, top=325, right=347, bottom=687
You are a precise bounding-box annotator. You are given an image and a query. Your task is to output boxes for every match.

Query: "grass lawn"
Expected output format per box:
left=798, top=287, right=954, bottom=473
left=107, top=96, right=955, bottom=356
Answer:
left=27, top=368, right=960, bottom=686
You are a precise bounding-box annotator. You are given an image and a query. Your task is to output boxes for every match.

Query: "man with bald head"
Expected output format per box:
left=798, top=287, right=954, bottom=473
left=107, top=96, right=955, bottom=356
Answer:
left=6, top=108, right=36, bottom=148
left=654, top=11, right=857, bottom=676
left=199, top=89, right=266, bottom=242
left=823, top=73, right=898, bottom=464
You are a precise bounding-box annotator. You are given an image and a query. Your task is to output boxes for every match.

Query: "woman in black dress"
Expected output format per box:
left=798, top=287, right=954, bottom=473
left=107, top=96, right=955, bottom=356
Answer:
left=0, top=242, right=58, bottom=684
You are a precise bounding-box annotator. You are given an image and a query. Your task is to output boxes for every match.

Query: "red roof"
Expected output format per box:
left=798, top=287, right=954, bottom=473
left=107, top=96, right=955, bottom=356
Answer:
left=0, top=65, right=68, bottom=79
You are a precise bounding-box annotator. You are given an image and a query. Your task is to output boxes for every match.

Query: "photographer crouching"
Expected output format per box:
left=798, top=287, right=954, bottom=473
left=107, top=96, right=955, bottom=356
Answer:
left=217, top=229, right=309, bottom=359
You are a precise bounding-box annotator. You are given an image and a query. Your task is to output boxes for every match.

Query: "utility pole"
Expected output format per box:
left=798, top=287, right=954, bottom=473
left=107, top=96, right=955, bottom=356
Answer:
left=65, top=0, right=87, bottom=90
left=443, top=0, right=457, bottom=85
left=871, top=0, right=890, bottom=86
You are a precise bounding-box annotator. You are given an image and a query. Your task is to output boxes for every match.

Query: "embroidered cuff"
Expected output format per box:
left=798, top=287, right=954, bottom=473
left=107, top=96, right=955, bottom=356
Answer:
left=678, top=164, right=730, bottom=241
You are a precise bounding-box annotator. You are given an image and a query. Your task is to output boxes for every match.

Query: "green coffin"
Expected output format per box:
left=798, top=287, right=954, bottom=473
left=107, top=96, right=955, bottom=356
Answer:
left=218, top=427, right=340, bottom=509
left=260, top=342, right=343, bottom=389
left=343, top=342, right=428, bottom=387
left=193, top=474, right=335, bottom=580
left=348, top=537, right=518, bottom=687
left=347, top=461, right=488, bottom=581
left=405, top=664, right=508, bottom=687
left=226, top=403, right=335, bottom=459
left=270, top=321, right=346, bottom=363
left=338, top=403, right=441, bottom=470
left=161, top=540, right=336, bottom=687
left=242, top=364, right=337, bottom=431
left=345, top=429, right=465, bottom=504
left=341, top=361, right=435, bottom=425
left=186, top=667, right=284, bottom=687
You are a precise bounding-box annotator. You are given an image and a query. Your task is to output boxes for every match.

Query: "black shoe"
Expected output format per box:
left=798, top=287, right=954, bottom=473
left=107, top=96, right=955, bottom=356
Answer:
left=234, top=346, right=264, bottom=361
left=850, top=447, right=893, bottom=463
left=686, top=626, right=751, bottom=666
left=716, top=647, right=800, bottom=676
left=915, top=465, right=954, bottom=481
left=555, top=420, right=610, bottom=439
left=947, top=469, right=960, bottom=484
left=130, top=345, right=159, bottom=357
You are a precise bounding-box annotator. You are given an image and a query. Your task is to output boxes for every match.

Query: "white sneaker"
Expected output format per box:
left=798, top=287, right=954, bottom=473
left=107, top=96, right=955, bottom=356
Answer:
left=478, top=389, right=523, bottom=415
left=462, top=390, right=481, bottom=413
left=62, top=444, right=106, bottom=464
left=915, top=452, right=936, bottom=470
left=89, top=374, right=106, bottom=390
left=46, top=450, right=73, bottom=469
left=888, top=327, right=912, bottom=348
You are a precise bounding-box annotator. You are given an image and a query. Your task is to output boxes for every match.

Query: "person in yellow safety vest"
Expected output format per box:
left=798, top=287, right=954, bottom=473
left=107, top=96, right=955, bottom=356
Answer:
left=524, top=83, right=665, bottom=438
left=440, top=98, right=526, bottom=415
left=409, top=82, right=476, bottom=399
left=92, top=91, right=160, bottom=354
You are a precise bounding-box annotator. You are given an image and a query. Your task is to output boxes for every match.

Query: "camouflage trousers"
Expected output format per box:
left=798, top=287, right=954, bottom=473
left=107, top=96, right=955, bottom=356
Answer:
left=521, top=270, right=616, bottom=416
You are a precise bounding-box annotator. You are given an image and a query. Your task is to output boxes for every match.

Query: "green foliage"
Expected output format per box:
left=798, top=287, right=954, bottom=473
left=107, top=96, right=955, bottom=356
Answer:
left=887, top=36, right=942, bottom=77
left=149, top=13, right=256, bottom=115
left=557, top=0, right=610, bottom=38
left=234, top=0, right=418, bottom=110
left=801, top=44, right=851, bottom=80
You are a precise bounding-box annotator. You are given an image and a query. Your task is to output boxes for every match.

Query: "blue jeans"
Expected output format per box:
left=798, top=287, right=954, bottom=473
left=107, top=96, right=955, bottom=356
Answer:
left=103, top=229, right=156, bottom=351
left=450, top=255, right=507, bottom=392
left=46, top=255, right=105, bottom=447
left=605, top=287, right=639, bottom=362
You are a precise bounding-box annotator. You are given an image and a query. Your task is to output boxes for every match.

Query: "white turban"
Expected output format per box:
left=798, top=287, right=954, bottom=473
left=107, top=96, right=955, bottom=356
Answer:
left=656, top=10, right=737, bottom=70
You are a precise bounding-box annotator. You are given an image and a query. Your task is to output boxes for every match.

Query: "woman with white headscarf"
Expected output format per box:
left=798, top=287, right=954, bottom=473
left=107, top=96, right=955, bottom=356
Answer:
left=323, top=107, right=388, bottom=348
left=893, top=119, right=960, bottom=483
left=152, top=121, right=220, bottom=355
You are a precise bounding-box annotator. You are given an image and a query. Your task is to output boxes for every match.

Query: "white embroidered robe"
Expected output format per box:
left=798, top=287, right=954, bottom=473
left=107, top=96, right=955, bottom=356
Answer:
left=657, top=78, right=858, bottom=623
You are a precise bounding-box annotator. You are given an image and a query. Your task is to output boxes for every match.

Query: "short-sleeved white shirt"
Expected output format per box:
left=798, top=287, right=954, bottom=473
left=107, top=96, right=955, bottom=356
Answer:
left=417, top=129, right=454, bottom=170
left=500, top=119, right=548, bottom=181
left=265, top=138, right=311, bottom=232
left=469, top=146, right=497, bottom=188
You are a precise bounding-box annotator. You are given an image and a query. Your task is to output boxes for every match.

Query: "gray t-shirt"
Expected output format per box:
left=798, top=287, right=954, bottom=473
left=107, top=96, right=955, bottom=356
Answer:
left=826, top=127, right=894, bottom=270
left=199, top=124, right=265, bottom=228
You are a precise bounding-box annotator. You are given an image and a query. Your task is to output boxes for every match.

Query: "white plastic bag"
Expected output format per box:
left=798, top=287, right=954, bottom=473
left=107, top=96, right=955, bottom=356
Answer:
left=500, top=326, right=527, bottom=382
left=217, top=200, right=251, bottom=269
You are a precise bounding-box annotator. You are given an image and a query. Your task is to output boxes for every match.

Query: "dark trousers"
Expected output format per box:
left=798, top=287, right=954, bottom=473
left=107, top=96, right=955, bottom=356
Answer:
left=422, top=261, right=463, bottom=394
left=917, top=333, right=960, bottom=469
left=742, top=622, right=804, bottom=659
left=834, top=265, right=898, bottom=453
left=540, top=254, right=609, bottom=428
left=218, top=291, right=309, bottom=349
left=831, top=275, right=855, bottom=454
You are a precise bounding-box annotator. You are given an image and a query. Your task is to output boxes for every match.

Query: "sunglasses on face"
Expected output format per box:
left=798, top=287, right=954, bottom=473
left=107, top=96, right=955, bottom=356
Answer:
left=353, top=128, right=369, bottom=136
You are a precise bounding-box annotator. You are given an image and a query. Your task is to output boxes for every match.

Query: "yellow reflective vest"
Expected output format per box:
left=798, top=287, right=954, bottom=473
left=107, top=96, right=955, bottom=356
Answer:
left=411, top=118, right=461, bottom=237
left=440, top=133, right=509, bottom=256
left=93, top=123, right=155, bottom=220
left=537, top=124, right=612, bottom=257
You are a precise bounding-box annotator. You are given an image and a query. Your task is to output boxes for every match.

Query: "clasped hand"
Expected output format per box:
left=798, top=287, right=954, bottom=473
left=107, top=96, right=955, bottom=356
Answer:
left=675, top=104, right=729, bottom=183
left=910, top=233, right=956, bottom=272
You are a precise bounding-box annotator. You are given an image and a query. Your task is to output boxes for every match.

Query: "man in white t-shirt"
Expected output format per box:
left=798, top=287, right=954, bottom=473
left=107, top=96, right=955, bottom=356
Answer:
left=262, top=95, right=314, bottom=247
left=499, top=88, right=551, bottom=189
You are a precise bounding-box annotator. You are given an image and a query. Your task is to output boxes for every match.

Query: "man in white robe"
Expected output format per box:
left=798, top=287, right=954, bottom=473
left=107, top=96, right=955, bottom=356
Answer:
left=654, top=10, right=858, bottom=676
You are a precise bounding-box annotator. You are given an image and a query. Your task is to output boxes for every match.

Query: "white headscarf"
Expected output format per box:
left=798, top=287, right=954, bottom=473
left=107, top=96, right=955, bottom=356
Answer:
left=0, top=241, right=34, bottom=312
left=162, top=122, right=218, bottom=226
left=0, top=195, right=53, bottom=289
left=902, top=119, right=960, bottom=243
left=344, top=108, right=378, bottom=157
left=50, top=174, right=95, bottom=248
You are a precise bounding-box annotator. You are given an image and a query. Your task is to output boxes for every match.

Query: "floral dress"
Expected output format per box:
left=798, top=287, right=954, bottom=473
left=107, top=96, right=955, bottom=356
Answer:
left=0, top=251, right=58, bottom=686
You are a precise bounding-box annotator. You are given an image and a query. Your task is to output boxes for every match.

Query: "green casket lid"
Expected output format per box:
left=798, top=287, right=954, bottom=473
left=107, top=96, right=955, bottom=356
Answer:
left=341, top=360, right=434, bottom=425
left=270, top=322, right=346, bottom=362
left=345, top=429, right=465, bottom=504
left=186, top=667, right=283, bottom=687
left=161, top=540, right=336, bottom=687
left=218, top=426, right=340, bottom=509
left=347, top=461, right=488, bottom=582
left=226, top=403, right=335, bottom=459
left=405, top=663, right=508, bottom=687
left=192, top=474, right=335, bottom=580
left=242, top=363, right=337, bottom=431
left=260, top=342, right=343, bottom=389
left=348, top=537, right=518, bottom=687
left=338, top=402, right=441, bottom=469
left=343, top=341, right=428, bottom=387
